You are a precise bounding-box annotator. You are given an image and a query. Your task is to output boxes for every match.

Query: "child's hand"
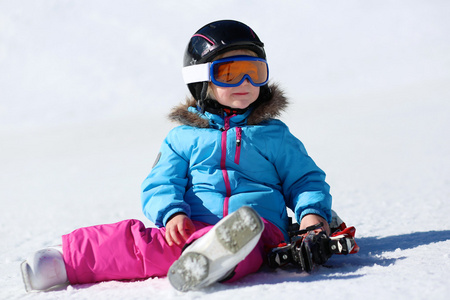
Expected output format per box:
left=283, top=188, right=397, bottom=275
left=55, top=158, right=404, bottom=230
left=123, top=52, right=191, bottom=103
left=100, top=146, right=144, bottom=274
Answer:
left=300, top=214, right=330, bottom=235
left=165, top=213, right=196, bottom=247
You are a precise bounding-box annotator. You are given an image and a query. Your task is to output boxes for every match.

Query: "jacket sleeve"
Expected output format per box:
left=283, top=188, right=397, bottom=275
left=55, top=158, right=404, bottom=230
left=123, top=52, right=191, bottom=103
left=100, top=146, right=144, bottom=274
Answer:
left=141, top=128, right=191, bottom=227
left=273, top=124, right=332, bottom=224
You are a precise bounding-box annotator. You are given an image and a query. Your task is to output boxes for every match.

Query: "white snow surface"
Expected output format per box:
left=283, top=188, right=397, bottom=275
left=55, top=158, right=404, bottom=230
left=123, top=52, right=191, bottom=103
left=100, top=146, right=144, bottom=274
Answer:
left=1, top=0, right=450, bottom=299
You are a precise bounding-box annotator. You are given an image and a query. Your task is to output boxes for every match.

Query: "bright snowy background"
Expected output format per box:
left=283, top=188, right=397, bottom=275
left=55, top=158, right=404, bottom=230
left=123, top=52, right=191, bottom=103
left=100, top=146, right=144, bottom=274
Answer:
left=1, top=0, right=450, bottom=299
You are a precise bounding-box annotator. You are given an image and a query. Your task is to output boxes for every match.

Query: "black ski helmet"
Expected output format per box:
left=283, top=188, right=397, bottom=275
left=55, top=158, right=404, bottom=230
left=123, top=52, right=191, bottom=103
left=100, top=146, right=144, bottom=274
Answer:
left=183, top=20, right=269, bottom=107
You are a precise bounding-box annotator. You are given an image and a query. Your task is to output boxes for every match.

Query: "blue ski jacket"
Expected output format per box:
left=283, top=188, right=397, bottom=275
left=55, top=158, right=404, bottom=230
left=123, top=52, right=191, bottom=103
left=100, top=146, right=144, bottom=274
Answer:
left=141, top=85, right=332, bottom=240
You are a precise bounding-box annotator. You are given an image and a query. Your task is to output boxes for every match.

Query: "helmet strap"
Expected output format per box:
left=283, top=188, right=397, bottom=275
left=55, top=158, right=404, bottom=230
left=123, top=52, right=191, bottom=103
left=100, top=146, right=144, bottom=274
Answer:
left=197, top=82, right=209, bottom=113
left=201, top=98, right=249, bottom=116
left=197, top=83, right=272, bottom=117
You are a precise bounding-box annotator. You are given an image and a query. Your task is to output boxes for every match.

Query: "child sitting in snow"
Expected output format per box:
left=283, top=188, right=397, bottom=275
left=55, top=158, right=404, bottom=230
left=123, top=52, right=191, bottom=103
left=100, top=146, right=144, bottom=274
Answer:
left=21, top=20, right=356, bottom=293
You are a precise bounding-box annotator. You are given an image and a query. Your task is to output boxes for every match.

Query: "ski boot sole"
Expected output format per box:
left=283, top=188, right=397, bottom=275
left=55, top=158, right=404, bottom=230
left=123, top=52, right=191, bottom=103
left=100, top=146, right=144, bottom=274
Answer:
left=168, top=206, right=264, bottom=292
left=168, top=252, right=209, bottom=292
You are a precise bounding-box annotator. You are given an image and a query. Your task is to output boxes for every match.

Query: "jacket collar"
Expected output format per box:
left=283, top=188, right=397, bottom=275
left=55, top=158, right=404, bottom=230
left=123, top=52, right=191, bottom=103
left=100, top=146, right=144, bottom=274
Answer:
left=187, top=107, right=252, bottom=130
left=168, top=83, right=288, bottom=128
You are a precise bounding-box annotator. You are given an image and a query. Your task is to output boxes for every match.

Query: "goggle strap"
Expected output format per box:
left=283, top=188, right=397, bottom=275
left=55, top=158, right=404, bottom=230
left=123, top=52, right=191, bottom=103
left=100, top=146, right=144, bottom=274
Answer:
left=182, top=63, right=211, bottom=84
left=182, top=57, right=268, bottom=85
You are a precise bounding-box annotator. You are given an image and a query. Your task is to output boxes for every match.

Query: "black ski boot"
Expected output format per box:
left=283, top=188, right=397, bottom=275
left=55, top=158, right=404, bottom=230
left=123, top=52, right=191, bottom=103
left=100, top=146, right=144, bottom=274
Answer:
left=268, top=222, right=358, bottom=272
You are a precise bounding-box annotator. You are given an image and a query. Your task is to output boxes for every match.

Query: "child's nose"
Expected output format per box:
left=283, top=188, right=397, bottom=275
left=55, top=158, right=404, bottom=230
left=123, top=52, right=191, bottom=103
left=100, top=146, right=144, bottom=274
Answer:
left=240, top=78, right=251, bottom=86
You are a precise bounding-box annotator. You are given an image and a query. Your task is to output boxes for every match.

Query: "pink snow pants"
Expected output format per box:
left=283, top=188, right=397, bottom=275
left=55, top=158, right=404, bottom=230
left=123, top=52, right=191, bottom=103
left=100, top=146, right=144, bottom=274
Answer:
left=62, top=218, right=284, bottom=285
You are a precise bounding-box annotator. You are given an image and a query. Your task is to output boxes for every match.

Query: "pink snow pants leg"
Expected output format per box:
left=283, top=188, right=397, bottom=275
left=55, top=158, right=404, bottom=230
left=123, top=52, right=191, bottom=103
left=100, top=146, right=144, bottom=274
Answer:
left=62, top=219, right=209, bottom=284
left=62, top=218, right=284, bottom=285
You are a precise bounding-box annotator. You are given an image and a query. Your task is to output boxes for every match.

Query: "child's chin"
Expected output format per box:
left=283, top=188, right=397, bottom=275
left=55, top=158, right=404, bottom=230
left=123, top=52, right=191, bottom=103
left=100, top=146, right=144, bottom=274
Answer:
left=230, top=100, right=256, bottom=109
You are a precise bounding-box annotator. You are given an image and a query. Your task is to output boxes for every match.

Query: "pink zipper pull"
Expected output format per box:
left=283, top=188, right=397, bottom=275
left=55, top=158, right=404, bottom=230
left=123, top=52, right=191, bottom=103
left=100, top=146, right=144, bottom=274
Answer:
left=235, top=127, right=242, bottom=164
left=236, top=127, right=242, bottom=146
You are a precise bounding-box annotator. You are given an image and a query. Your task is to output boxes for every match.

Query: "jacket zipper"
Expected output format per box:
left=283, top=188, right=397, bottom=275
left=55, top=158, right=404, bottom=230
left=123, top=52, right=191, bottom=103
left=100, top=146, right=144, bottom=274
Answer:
left=221, top=117, right=242, bottom=217
left=221, top=117, right=231, bottom=216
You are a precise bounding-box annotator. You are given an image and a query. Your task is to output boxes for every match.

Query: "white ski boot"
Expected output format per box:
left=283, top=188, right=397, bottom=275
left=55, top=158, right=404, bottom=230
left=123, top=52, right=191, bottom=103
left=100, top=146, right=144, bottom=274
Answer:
left=168, top=206, right=264, bottom=292
left=21, top=247, right=68, bottom=292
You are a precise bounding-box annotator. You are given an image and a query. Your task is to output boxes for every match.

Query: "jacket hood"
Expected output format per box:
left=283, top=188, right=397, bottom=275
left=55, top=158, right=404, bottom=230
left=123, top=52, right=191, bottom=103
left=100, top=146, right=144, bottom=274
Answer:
left=168, top=83, right=288, bottom=128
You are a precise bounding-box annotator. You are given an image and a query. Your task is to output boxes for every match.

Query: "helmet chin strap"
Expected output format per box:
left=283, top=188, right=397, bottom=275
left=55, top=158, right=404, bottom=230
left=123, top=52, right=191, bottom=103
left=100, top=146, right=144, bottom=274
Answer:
left=197, top=81, right=249, bottom=116
left=197, top=82, right=209, bottom=113
left=202, top=98, right=249, bottom=116
left=197, top=83, right=273, bottom=118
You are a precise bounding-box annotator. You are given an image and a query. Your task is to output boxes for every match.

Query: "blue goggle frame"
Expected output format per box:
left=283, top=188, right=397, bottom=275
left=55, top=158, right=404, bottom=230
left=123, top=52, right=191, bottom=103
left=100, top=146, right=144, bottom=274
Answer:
left=209, top=56, right=269, bottom=87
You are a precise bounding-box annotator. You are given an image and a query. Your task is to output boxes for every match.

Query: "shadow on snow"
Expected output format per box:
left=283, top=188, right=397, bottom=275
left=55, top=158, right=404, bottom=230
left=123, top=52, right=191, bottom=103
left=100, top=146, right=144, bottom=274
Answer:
left=217, top=229, right=450, bottom=289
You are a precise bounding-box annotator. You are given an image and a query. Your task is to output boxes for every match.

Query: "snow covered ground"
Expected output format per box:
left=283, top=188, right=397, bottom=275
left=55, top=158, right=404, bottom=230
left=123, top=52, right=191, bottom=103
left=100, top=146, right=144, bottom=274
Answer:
left=1, top=0, right=450, bottom=299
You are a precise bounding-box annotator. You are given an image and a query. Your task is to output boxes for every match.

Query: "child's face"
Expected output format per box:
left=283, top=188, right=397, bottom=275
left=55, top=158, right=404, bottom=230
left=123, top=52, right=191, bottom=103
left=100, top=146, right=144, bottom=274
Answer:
left=210, top=50, right=261, bottom=110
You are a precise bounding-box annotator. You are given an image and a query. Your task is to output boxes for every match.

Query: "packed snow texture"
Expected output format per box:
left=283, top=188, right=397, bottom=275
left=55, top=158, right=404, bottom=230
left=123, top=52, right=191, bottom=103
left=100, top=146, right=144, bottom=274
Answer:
left=1, top=0, right=450, bottom=299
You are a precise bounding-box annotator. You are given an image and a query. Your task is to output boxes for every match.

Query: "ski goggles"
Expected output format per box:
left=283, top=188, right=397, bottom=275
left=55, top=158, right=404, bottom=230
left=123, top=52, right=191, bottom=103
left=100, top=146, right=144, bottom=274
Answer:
left=182, top=56, right=269, bottom=87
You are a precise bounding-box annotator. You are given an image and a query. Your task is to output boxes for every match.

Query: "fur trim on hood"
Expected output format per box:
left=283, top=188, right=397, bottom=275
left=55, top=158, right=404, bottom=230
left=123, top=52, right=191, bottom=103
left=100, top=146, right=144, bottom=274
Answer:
left=168, top=83, right=288, bottom=128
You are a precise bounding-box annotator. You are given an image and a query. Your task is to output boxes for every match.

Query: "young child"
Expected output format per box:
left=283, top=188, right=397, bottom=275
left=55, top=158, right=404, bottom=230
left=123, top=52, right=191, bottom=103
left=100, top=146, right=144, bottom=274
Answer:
left=21, top=20, right=338, bottom=293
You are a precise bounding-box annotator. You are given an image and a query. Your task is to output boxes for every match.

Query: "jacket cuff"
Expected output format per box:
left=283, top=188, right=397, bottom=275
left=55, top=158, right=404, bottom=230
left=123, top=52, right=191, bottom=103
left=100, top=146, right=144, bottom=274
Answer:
left=163, top=207, right=190, bottom=227
left=298, top=208, right=329, bottom=224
